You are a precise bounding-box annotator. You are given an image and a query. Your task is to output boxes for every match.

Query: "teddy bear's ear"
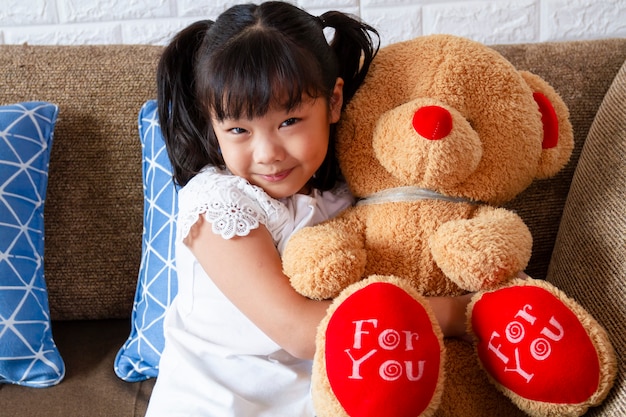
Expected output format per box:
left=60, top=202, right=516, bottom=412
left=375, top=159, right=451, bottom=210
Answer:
left=520, top=71, right=574, bottom=178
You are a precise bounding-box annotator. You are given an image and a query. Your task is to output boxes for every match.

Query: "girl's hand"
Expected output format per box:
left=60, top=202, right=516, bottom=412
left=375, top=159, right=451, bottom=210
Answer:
left=428, top=293, right=474, bottom=342
left=433, top=271, right=529, bottom=343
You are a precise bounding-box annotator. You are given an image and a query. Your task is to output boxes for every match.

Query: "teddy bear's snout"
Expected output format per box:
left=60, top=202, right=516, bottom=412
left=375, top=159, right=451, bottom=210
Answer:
left=372, top=99, right=483, bottom=188
left=412, top=105, right=453, bottom=140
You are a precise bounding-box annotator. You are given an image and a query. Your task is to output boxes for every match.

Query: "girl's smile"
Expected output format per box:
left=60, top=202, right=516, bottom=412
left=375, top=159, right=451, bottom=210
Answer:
left=258, top=168, right=293, bottom=183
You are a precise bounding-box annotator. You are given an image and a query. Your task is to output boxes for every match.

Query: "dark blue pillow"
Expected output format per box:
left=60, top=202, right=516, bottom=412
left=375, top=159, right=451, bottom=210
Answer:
left=115, top=100, right=178, bottom=382
left=0, top=102, right=65, bottom=387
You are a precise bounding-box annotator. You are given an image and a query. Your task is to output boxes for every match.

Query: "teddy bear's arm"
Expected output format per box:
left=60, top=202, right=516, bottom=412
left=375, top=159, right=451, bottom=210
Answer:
left=283, top=208, right=368, bottom=300
left=429, top=206, right=532, bottom=291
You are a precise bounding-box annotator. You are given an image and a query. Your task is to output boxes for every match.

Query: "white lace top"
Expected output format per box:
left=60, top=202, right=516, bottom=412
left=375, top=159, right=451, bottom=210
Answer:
left=146, top=167, right=353, bottom=417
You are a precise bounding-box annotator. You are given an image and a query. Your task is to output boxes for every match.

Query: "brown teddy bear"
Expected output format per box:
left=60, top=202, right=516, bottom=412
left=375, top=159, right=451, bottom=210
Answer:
left=282, top=34, right=616, bottom=417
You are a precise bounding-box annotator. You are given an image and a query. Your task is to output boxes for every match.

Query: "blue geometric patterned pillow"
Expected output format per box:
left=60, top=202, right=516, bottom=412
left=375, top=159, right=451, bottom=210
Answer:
left=115, top=100, right=178, bottom=382
left=0, top=101, right=65, bottom=387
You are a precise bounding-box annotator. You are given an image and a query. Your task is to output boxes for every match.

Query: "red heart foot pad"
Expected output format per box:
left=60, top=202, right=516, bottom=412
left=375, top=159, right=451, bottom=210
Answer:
left=325, top=282, right=442, bottom=417
left=472, top=284, right=600, bottom=404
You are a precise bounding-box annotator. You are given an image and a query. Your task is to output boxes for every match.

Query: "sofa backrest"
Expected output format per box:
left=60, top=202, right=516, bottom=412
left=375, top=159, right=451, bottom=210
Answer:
left=1, top=45, right=162, bottom=320
left=546, top=57, right=626, bottom=416
left=0, top=39, right=624, bottom=320
left=492, top=39, right=626, bottom=278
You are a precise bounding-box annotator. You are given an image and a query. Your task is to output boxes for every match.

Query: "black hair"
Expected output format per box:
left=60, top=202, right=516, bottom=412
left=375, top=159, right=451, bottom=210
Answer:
left=157, top=1, right=379, bottom=188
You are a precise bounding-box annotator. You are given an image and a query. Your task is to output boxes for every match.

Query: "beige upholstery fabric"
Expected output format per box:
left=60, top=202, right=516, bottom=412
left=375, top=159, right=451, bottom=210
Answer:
left=1, top=40, right=625, bottom=321
left=0, top=320, right=155, bottom=417
left=493, top=39, right=626, bottom=280
left=0, top=45, right=162, bottom=320
left=547, top=60, right=626, bottom=415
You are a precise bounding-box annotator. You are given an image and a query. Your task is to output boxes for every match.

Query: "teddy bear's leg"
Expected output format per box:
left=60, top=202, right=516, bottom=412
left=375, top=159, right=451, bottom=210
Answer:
left=468, top=277, right=617, bottom=417
left=312, top=275, right=445, bottom=417
left=434, top=339, right=527, bottom=417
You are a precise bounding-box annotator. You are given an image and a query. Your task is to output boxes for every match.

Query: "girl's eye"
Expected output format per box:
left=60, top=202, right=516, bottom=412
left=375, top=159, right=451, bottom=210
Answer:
left=281, top=118, right=299, bottom=127
left=229, top=127, right=247, bottom=135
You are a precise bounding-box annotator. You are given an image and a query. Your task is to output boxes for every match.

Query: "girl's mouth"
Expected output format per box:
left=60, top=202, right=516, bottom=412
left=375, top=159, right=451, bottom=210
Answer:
left=259, top=168, right=293, bottom=183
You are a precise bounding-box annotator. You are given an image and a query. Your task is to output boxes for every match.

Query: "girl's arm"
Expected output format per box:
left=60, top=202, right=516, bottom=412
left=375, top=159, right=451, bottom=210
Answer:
left=429, top=294, right=473, bottom=341
left=185, top=214, right=330, bottom=360
left=186, top=215, right=472, bottom=360
left=428, top=272, right=530, bottom=342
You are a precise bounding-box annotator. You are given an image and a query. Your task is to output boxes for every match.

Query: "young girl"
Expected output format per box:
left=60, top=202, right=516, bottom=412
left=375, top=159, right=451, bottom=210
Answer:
left=146, top=2, right=469, bottom=416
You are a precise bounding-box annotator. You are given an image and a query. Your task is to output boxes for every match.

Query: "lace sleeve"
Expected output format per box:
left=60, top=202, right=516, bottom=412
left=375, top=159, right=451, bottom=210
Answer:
left=177, top=169, right=278, bottom=240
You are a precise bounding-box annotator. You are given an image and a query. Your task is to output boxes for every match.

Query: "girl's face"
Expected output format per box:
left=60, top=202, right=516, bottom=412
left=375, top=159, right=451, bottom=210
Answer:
left=212, top=78, right=344, bottom=199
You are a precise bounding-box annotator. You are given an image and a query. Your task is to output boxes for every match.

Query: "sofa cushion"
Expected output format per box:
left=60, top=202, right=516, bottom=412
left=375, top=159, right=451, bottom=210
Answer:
left=0, top=101, right=65, bottom=387
left=547, top=59, right=626, bottom=414
left=115, top=100, right=179, bottom=382
left=0, top=320, right=155, bottom=417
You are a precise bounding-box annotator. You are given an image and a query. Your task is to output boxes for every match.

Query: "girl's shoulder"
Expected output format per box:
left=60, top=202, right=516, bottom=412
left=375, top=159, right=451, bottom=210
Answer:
left=180, top=167, right=269, bottom=201
left=177, top=167, right=286, bottom=240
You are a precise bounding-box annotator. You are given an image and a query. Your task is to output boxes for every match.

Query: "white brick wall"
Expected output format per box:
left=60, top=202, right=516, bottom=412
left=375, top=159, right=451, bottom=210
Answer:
left=1, top=0, right=624, bottom=46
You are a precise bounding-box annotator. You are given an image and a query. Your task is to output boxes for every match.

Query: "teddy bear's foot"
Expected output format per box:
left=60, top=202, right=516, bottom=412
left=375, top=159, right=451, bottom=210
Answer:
left=312, top=275, right=445, bottom=417
left=469, top=277, right=617, bottom=417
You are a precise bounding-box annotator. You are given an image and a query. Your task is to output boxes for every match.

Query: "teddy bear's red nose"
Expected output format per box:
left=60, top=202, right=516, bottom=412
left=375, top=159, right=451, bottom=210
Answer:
left=412, top=106, right=453, bottom=140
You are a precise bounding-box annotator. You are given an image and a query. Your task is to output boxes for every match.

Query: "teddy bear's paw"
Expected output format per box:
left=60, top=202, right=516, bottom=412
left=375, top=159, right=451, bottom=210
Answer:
left=469, top=278, right=617, bottom=417
left=313, top=276, right=445, bottom=417
left=283, top=218, right=368, bottom=300
left=430, top=207, right=533, bottom=292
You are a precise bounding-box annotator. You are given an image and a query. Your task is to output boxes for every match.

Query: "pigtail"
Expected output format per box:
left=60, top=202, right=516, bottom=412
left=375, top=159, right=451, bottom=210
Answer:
left=308, top=11, right=378, bottom=190
left=320, top=11, right=379, bottom=106
left=157, top=20, right=215, bottom=187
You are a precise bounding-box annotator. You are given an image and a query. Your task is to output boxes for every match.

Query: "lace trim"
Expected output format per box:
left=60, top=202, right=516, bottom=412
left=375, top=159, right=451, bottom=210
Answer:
left=177, top=168, right=284, bottom=240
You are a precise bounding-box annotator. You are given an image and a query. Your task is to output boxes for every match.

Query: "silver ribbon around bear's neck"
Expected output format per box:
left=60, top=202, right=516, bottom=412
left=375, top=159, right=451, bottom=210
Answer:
left=356, top=186, right=477, bottom=206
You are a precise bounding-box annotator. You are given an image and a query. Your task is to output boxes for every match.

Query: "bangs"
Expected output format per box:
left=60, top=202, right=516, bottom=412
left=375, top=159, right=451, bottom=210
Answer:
left=204, top=29, right=327, bottom=120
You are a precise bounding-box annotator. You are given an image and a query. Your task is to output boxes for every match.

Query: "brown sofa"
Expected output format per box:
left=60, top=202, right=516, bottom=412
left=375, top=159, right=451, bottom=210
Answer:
left=0, top=38, right=624, bottom=416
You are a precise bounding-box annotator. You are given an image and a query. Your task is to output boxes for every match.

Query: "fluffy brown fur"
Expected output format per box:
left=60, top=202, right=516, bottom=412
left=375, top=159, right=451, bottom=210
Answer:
left=283, top=35, right=615, bottom=416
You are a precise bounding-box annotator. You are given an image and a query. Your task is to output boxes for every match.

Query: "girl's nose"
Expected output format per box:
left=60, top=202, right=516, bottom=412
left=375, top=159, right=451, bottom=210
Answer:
left=254, top=135, right=285, bottom=164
